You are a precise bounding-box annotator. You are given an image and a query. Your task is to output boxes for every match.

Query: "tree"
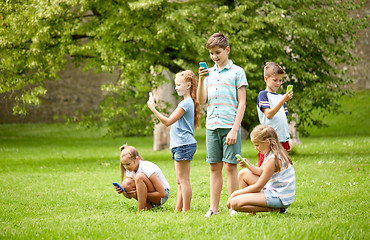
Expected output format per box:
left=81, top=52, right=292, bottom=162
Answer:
left=0, top=0, right=367, bottom=136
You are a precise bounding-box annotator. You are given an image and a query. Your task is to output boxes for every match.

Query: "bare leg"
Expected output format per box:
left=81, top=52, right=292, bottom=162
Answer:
left=135, top=173, right=160, bottom=211
left=229, top=191, right=273, bottom=212
left=223, top=162, right=239, bottom=196
left=209, top=162, right=223, bottom=212
left=238, top=168, right=259, bottom=188
left=175, top=160, right=192, bottom=212
left=175, top=176, right=183, bottom=212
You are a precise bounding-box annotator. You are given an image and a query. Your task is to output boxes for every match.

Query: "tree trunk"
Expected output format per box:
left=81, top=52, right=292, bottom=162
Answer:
left=289, top=113, right=301, bottom=145
left=152, top=70, right=177, bottom=151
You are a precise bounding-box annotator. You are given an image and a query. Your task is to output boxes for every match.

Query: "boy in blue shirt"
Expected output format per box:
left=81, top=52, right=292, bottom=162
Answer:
left=257, top=62, right=293, bottom=167
left=198, top=32, right=248, bottom=217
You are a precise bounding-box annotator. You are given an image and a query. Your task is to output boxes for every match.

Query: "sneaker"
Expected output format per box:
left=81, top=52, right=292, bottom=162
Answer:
left=204, top=209, right=219, bottom=217
left=229, top=209, right=238, bottom=216
left=279, top=208, right=287, bottom=214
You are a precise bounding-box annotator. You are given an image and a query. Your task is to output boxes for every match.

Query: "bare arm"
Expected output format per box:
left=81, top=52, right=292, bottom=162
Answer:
left=197, top=67, right=209, bottom=105
left=237, top=157, right=263, bottom=176
left=147, top=101, right=185, bottom=127
left=263, top=89, right=293, bottom=119
left=147, top=174, right=166, bottom=199
left=226, top=86, right=246, bottom=145
left=231, top=157, right=276, bottom=197
left=116, top=177, right=136, bottom=199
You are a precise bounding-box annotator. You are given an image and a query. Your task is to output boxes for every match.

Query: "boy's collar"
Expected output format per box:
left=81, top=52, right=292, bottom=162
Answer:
left=213, top=59, right=233, bottom=71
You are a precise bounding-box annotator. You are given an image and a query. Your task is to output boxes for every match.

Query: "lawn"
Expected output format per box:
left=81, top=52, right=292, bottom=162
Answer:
left=0, top=91, right=369, bottom=239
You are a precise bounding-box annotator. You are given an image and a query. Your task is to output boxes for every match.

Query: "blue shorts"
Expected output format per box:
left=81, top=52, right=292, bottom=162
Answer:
left=171, top=143, right=197, bottom=161
left=205, top=128, right=241, bottom=164
left=150, top=189, right=170, bottom=208
left=264, top=189, right=291, bottom=209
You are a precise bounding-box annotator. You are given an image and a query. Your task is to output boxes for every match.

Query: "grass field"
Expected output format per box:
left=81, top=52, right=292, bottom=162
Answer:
left=0, top=91, right=369, bottom=239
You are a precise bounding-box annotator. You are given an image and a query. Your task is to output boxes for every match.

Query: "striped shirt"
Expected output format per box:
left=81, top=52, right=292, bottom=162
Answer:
left=205, top=60, right=248, bottom=130
left=257, top=91, right=290, bottom=142
left=263, top=151, right=295, bottom=206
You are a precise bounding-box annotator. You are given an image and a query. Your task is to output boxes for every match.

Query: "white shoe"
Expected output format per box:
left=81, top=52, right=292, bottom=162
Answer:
left=229, top=209, right=238, bottom=216
left=204, top=209, right=219, bottom=217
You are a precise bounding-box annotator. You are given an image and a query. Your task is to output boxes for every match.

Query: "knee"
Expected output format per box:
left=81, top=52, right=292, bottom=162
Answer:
left=224, top=162, right=237, bottom=173
left=230, top=198, right=241, bottom=210
left=238, top=169, right=251, bottom=180
left=210, top=162, right=223, bottom=173
left=134, top=173, right=147, bottom=183
left=177, top=176, right=189, bottom=185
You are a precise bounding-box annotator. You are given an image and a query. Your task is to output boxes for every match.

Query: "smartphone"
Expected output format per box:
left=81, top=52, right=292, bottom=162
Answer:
left=199, top=62, right=209, bottom=76
left=112, top=182, right=125, bottom=192
left=286, top=85, right=293, bottom=94
left=235, top=154, right=249, bottom=167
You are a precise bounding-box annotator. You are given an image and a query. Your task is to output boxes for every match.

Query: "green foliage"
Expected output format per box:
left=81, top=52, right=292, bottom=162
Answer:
left=0, top=0, right=368, bottom=136
left=0, top=92, right=369, bottom=239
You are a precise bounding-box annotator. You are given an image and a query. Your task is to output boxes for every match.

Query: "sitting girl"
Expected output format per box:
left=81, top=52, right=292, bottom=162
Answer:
left=227, top=124, right=295, bottom=214
left=114, top=144, right=170, bottom=211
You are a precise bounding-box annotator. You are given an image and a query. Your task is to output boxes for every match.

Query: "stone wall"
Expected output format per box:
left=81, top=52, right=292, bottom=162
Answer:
left=345, top=0, right=370, bottom=89
left=0, top=59, right=118, bottom=123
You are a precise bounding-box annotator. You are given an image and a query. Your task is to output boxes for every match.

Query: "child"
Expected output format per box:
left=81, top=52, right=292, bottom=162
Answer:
left=121, top=178, right=135, bottom=193
left=257, top=62, right=293, bottom=167
left=147, top=70, right=199, bottom=212
left=197, top=32, right=247, bottom=217
left=114, top=145, right=170, bottom=211
left=227, top=124, right=295, bottom=214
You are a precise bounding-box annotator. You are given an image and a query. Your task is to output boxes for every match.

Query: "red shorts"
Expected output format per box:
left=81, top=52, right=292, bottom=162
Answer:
left=258, top=141, right=290, bottom=167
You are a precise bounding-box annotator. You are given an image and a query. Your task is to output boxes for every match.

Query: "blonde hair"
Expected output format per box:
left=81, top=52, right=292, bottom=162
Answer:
left=206, top=32, right=229, bottom=50
left=264, top=62, right=285, bottom=78
left=250, top=125, right=292, bottom=171
left=175, top=70, right=200, bottom=129
left=119, top=144, right=142, bottom=182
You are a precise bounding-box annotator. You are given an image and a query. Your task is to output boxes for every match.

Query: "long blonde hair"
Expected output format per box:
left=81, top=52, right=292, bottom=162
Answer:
left=175, top=70, right=200, bottom=129
left=119, top=144, right=142, bottom=182
left=250, top=125, right=292, bottom=171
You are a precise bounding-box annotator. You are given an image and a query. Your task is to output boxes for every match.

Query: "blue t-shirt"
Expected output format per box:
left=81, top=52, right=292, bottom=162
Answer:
left=170, top=98, right=197, bottom=149
left=257, top=90, right=290, bottom=142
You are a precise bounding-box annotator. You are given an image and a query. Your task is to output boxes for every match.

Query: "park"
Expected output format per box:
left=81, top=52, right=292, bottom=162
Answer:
left=0, top=0, right=369, bottom=239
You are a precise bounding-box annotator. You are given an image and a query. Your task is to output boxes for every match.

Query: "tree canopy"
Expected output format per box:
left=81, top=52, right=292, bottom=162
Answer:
left=0, top=0, right=367, bottom=136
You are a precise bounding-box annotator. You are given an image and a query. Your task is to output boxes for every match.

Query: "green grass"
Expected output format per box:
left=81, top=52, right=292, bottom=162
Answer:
left=0, top=91, right=369, bottom=239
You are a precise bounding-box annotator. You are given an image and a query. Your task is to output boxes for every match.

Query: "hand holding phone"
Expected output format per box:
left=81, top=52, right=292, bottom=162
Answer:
left=199, top=62, right=209, bottom=76
left=235, top=154, right=250, bottom=167
left=112, top=182, right=125, bottom=193
left=286, top=85, right=293, bottom=94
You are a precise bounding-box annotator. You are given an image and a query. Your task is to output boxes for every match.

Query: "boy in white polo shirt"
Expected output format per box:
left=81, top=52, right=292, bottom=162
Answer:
left=197, top=32, right=248, bottom=217
left=257, top=62, right=293, bottom=167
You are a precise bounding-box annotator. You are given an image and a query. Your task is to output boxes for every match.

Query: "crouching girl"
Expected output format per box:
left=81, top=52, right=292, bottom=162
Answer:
left=114, top=145, right=170, bottom=211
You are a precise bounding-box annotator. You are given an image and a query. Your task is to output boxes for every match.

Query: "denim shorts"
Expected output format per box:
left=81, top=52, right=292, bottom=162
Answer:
left=206, top=128, right=241, bottom=164
left=171, top=143, right=197, bottom=161
left=150, top=189, right=170, bottom=208
left=264, top=189, right=290, bottom=209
